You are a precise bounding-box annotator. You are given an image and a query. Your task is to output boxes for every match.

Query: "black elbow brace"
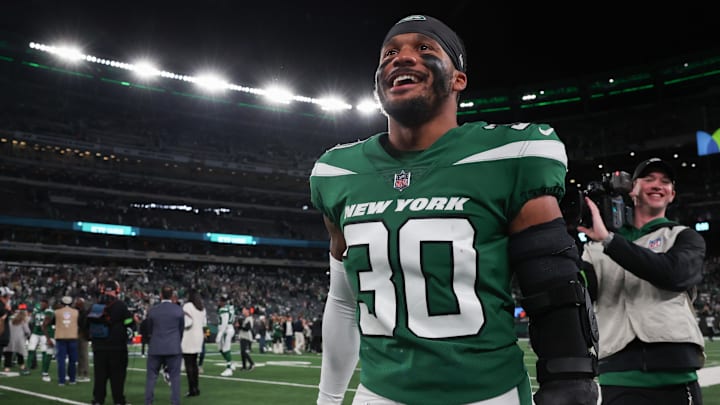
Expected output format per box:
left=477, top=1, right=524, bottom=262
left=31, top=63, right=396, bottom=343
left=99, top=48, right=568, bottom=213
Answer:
left=509, top=218, right=599, bottom=383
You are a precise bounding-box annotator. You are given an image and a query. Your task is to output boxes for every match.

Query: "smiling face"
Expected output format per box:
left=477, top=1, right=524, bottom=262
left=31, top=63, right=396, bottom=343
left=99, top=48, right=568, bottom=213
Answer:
left=630, top=170, right=676, bottom=216
left=373, top=33, right=465, bottom=127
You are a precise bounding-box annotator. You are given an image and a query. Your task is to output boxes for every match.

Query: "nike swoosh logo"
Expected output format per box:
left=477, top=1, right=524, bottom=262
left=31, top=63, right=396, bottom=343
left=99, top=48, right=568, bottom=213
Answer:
left=539, top=127, right=554, bottom=136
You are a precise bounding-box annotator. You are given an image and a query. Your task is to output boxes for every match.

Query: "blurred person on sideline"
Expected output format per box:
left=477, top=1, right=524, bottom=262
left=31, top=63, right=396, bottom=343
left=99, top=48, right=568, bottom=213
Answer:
left=198, top=324, right=210, bottom=373
left=256, top=314, right=268, bottom=353
left=292, top=314, right=305, bottom=354
left=0, top=287, right=15, bottom=370
left=139, top=312, right=150, bottom=358
left=284, top=315, right=294, bottom=353
left=310, top=316, right=322, bottom=353
left=181, top=289, right=207, bottom=397
left=272, top=316, right=284, bottom=354
left=3, top=302, right=30, bottom=374
left=89, top=280, right=134, bottom=405
left=579, top=158, right=706, bottom=405
left=74, top=296, right=91, bottom=382
left=54, top=295, right=79, bottom=386
left=238, top=307, right=255, bottom=370
left=310, top=14, right=598, bottom=405
left=145, top=285, right=184, bottom=405
left=27, top=298, right=52, bottom=379
left=40, top=299, right=56, bottom=382
left=216, top=295, right=236, bottom=376
left=699, top=303, right=716, bottom=341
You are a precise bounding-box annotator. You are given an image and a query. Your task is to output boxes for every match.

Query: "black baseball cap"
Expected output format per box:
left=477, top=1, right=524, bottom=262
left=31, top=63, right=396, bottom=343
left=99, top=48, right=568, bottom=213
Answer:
left=632, top=158, right=676, bottom=183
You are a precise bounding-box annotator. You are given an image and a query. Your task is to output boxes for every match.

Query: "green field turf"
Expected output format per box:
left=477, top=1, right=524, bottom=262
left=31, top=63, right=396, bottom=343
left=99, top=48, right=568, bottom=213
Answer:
left=1, top=339, right=718, bottom=404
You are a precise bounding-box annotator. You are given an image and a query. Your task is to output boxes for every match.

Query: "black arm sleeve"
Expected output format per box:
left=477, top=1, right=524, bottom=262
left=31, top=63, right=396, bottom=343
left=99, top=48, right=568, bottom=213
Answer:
left=581, top=261, right=598, bottom=302
left=605, top=228, right=705, bottom=292
left=510, top=218, right=598, bottom=383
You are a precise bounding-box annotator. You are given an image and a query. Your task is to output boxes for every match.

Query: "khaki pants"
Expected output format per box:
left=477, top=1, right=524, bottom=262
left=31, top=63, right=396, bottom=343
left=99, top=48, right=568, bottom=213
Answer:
left=77, top=338, right=89, bottom=378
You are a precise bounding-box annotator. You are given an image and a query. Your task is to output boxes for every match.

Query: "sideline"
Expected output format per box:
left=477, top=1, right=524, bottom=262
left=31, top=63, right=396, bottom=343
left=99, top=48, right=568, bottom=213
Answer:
left=0, top=384, right=88, bottom=404
left=127, top=366, right=323, bottom=389
left=2, top=366, right=717, bottom=404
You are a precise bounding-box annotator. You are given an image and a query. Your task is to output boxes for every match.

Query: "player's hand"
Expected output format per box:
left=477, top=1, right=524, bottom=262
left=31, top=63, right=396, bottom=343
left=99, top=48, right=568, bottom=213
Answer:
left=534, top=379, right=599, bottom=405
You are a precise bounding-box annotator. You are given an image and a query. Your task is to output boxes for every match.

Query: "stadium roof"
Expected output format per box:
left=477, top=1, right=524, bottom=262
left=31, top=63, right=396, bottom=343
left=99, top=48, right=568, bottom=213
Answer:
left=2, top=1, right=718, bottom=100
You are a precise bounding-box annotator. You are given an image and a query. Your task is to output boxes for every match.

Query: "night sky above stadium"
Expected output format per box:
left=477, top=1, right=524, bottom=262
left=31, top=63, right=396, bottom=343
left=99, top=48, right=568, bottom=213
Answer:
left=1, top=1, right=718, bottom=101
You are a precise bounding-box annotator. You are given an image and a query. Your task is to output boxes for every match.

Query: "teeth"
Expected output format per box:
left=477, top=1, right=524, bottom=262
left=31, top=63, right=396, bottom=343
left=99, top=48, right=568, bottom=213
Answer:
left=393, top=74, right=417, bottom=87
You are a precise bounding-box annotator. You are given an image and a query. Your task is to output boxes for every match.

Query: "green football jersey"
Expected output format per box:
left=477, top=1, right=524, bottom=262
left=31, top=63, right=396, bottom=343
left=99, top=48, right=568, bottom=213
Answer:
left=32, top=307, right=53, bottom=335
left=310, top=121, right=567, bottom=404
left=218, top=305, right=235, bottom=326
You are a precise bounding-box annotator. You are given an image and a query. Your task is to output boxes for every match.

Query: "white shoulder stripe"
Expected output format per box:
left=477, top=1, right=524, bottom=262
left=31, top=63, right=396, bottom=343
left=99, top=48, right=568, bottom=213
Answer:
left=310, top=162, right=357, bottom=177
left=452, top=139, right=567, bottom=168
left=327, top=138, right=367, bottom=151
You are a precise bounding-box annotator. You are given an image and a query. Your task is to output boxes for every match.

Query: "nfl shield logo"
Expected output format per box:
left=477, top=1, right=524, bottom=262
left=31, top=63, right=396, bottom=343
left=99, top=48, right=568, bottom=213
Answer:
left=393, top=170, right=411, bottom=191
left=648, top=237, right=662, bottom=250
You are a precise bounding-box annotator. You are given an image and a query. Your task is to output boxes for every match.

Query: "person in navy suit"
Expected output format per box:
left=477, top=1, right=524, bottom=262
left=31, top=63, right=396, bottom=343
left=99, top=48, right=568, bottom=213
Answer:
left=144, top=285, right=184, bottom=405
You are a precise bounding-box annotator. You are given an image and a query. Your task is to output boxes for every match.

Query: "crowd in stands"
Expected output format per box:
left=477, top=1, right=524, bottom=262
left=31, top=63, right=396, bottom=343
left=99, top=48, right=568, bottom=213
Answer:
left=0, top=79, right=329, bottom=174
left=0, top=261, right=329, bottom=326
left=2, top=255, right=719, bottom=341
left=0, top=137, right=325, bottom=241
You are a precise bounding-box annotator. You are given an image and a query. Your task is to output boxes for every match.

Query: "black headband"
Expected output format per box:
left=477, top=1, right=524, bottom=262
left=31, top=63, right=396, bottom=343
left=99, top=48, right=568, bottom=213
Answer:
left=383, top=15, right=466, bottom=72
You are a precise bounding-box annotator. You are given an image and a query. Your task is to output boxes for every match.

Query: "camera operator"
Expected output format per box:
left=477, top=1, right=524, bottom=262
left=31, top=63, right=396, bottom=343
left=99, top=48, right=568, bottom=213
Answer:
left=90, top=280, right=134, bottom=405
left=578, top=158, right=706, bottom=405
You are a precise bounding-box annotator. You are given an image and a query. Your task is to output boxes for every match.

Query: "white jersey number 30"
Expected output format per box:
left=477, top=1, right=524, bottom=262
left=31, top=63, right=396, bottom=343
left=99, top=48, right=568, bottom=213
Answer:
left=343, top=218, right=484, bottom=339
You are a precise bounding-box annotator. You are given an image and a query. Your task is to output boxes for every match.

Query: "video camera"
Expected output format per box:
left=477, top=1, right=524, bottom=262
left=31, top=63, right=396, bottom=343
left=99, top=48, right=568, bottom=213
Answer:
left=561, top=170, right=634, bottom=231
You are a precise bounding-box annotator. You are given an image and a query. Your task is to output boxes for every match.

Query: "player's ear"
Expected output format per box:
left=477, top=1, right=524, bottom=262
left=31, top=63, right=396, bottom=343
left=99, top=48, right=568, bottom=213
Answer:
left=453, top=71, right=467, bottom=92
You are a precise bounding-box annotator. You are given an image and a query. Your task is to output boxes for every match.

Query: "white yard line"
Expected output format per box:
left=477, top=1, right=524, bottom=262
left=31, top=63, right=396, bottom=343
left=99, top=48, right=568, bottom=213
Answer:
left=127, top=366, right=324, bottom=389
left=0, top=384, right=89, bottom=404
left=1, top=364, right=716, bottom=404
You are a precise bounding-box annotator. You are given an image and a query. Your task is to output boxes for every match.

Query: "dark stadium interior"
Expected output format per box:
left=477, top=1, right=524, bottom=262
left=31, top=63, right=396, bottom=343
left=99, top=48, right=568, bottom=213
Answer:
left=0, top=3, right=719, bottom=329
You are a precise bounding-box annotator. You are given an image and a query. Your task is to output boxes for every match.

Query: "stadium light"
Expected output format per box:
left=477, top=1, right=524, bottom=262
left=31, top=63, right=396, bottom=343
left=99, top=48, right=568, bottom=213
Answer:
left=263, top=85, right=294, bottom=104
left=191, top=74, right=229, bottom=92
left=356, top=98, right=380, bottom=114
left=28, top=40, right=367, bottom=113
left=317, top=97, right=352, bottom=111
left=30, top=42, right=85, bottom=62
left=131, top=60, right=161, bottom=78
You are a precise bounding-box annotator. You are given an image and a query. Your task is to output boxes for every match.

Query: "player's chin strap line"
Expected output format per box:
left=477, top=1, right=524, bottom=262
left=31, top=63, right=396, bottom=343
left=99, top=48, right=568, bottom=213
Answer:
left=509, top=217, right=599, bottom=384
